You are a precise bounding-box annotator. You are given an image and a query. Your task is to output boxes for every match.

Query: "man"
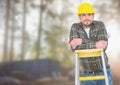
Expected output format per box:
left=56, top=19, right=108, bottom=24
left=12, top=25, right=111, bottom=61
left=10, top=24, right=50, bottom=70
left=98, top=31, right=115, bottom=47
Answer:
left=69, top=3, right=113, bottom=85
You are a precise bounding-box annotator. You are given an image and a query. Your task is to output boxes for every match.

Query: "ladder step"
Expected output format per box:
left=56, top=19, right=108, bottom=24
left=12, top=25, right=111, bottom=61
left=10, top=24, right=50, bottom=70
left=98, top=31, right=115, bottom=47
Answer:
left=79, top=75, right=105, bottom=81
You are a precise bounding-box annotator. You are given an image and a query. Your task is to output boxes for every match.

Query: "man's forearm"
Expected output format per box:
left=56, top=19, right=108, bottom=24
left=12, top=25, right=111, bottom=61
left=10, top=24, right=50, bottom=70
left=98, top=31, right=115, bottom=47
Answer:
left=76, top=39, right=107, bottom=50
left=96, top=40, right=108, bottom=49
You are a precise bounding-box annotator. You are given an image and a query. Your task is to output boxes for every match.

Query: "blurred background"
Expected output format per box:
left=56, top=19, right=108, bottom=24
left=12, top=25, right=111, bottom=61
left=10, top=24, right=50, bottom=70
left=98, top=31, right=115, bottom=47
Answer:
left=0, top=0, right=120, bottom=85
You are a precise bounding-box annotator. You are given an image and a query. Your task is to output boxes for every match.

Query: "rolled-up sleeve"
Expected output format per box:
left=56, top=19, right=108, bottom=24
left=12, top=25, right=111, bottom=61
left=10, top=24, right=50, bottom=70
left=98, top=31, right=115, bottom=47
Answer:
left=69, top=23, right=80, bottom=40
left=97, top=22, right=108, bottom=41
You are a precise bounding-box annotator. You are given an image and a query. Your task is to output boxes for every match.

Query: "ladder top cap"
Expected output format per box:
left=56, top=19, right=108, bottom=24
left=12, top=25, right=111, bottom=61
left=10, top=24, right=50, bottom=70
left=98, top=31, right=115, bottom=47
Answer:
left=75, top=49, right=103, bottom=53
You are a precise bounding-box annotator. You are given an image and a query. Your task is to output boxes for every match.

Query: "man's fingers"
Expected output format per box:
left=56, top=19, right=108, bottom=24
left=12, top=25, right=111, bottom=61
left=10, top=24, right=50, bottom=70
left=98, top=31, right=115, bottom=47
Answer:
left=72, top=44, right=77, bottom=49
left=69, top=38, right=83, bottom=49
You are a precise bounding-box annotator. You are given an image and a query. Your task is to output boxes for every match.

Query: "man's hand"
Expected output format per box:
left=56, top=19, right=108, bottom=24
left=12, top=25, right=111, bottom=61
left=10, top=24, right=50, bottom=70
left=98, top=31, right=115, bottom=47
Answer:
left=96, top=40, right=108, bottom=49
left=69, top=38, right=82, bottom=49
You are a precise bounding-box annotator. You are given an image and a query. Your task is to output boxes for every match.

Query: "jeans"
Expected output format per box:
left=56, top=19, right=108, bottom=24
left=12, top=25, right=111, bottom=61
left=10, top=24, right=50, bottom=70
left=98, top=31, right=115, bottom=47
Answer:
left=81, top=68, right=113, bottom=85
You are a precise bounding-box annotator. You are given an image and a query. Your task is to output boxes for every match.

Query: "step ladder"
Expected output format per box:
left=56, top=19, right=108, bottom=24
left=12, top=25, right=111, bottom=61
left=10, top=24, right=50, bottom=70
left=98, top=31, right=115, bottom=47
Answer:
left=75, top=49, right=109, bottom=85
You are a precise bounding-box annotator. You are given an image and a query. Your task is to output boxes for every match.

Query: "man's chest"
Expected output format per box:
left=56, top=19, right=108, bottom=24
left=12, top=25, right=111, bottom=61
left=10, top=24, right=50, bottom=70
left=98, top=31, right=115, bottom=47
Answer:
left=77, top=27, right=99, bottom=40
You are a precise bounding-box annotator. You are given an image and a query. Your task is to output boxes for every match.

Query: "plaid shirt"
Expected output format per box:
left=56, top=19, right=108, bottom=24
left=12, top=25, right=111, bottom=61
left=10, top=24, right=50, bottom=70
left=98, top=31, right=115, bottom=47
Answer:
left=69, top=21, right=109, bottom=71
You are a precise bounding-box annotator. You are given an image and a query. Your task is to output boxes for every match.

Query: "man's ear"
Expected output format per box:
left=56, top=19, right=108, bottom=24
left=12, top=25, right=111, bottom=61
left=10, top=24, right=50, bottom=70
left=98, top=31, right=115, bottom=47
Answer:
left=78, top=15, right=81, bottom=17
left=78, top=15, right=81, bottom=20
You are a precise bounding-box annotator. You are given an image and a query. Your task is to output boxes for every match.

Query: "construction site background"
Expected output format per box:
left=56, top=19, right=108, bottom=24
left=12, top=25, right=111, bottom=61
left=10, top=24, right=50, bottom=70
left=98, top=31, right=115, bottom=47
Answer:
left=0, top=0, right=120, bottom=85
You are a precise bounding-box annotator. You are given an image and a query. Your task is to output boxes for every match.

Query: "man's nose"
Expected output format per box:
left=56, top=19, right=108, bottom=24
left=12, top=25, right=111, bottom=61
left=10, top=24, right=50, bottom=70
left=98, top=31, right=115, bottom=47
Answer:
left=85, top=15, right=89, bottom=19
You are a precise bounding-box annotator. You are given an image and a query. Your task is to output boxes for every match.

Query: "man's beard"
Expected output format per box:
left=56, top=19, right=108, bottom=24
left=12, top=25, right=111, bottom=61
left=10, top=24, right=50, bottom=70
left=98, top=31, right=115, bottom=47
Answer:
left=83, top=19, right=92, bottom=26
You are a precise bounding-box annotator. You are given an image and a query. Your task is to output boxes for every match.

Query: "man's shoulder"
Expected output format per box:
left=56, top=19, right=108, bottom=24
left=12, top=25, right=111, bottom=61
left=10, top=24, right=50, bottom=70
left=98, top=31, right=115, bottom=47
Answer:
left=71, top=22, right=81, bottom=26
left=71, top=22, right=82, bottom=30
left=93, top=20, right=104, bottom=25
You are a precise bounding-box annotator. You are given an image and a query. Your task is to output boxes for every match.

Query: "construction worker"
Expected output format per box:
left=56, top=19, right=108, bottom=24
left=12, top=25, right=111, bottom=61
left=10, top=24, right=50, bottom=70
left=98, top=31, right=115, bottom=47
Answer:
left=69, top=3, right=113, bottom=85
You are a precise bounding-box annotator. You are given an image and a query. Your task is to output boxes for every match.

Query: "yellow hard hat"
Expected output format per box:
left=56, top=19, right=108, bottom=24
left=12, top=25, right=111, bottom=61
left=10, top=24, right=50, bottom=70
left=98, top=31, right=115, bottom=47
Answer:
left=77, top=3, right=95, bottom=15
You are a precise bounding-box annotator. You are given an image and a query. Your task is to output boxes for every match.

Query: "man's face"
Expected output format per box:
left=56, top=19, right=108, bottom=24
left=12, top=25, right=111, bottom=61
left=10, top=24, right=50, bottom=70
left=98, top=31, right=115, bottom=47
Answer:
left=79, top=13, right=94, bottom=26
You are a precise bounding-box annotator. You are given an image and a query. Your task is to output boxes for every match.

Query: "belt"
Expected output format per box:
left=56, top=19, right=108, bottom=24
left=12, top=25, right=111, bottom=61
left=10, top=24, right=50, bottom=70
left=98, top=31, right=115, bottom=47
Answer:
left=84, top=65, right=110, bottom=74
left=84, top=70, right=102, bottom=74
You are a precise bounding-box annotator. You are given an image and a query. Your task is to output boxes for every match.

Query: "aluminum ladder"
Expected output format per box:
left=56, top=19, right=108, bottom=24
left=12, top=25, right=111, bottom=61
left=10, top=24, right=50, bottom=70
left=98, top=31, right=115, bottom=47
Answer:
left=75, top=49, right=109, bottom=85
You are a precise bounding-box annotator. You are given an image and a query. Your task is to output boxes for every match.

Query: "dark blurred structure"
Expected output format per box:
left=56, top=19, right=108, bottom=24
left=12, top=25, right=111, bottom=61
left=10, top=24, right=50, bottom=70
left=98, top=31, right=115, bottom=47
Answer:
left=0, top=59, right=61, bottom=80
left=0, top=59, right=63, bottom=85
left=0, top=76, right=21, bottom=85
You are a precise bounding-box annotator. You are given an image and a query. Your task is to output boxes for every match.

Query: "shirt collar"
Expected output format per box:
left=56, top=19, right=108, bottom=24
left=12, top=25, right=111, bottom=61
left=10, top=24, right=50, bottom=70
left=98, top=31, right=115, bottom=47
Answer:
left=79, top=21, right=95, bottom=27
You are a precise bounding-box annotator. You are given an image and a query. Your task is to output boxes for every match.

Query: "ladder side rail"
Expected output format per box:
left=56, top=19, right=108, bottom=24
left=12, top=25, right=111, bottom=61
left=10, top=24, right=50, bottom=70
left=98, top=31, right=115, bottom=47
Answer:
left=101, top=51, right=109, bottom=85
left=75, top=53, right=80, bottom=85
